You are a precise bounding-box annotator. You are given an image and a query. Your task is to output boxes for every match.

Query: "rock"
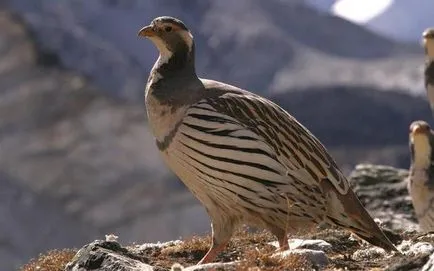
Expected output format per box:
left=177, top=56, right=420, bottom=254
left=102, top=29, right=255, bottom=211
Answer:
left=180, top=262, right=238, bottom=271
left=269, top=238, right=332, bottom=251
left=349, top=164, right=417, bottom=231
left=422, top=253, right=434, bottom=271
left=273, top=248, right=329, bottom=268
left=138, top=241, right=183, bottom=250
left=36, top=229, right=434, bottom=270
left=352, top=247, right=387, bottom=261
left=65, top=240, right=154, bottom=271
left=65, top=239, right=239, bottom=271
left=269, top=239, right=331, bottom=268
left=382, top=240, right=434, bottom=271
left=398, top=240, right=434, bottom=256
left=386, top=253, right=431, bottom=271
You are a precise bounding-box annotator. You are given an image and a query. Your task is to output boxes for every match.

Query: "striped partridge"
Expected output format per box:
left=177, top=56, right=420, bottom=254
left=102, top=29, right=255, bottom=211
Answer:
left=138, top=16, right=397, bottom=263
left=408, top=120, right=434, bottom=232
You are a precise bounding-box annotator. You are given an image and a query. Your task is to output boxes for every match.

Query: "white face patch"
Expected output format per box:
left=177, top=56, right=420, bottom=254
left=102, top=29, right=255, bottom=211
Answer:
left=179, top=31, right=194, bottom=53
left=148, top=36, right=173, bottom=65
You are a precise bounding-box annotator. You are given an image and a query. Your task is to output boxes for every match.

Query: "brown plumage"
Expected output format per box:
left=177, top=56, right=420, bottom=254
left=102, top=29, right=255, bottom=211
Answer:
left=408, top=120, right=434, bottom=231
left=138, top=16, right=398, bottom=263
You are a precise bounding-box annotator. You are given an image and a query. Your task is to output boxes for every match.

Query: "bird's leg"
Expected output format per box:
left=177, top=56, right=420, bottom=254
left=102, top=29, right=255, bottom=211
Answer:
left=268, top=226, right=289, bottom=251
left=198, top=238, right=230, bottom=264
left=198, top=219, right=234, bottom=264
left=278, top=235, right=289, bottom=250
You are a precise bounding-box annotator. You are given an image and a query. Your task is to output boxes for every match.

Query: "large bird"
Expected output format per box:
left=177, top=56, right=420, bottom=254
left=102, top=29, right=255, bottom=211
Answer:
left=138, top=16, right=397, bottom=263
left=408, top=120, right=434, bottom=232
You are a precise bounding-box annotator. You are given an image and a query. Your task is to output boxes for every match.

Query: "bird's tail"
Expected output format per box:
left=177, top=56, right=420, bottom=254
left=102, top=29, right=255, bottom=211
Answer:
left=321, top=179, right=398, bottom=252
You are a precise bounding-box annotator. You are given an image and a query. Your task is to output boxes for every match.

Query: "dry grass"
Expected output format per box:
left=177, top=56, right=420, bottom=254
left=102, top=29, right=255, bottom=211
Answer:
left=160, top=235, right=210, bottom=261
left=19, top=227, right=434, bottom=271
left=238, top=245, right=313, bottom=271
left=20, top=249, right=77, bottom=271
left=141, top=227, right=316, bottom=270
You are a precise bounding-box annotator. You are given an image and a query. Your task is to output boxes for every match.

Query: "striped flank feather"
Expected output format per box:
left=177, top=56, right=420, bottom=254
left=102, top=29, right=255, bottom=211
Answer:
left=157, top=79, right=395, bottom=253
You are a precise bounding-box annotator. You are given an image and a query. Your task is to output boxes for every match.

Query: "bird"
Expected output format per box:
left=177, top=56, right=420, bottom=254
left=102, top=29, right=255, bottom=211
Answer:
left=408, top=120, right=434, bottom=232
left=423, top=28, right=434, bottom=115
left=138, top=16, right=398, bottom=263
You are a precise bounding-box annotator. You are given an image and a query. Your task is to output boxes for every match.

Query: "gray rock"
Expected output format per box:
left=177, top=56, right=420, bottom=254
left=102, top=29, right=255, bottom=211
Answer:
left=65, top=240, right=154, bottom=271
left=273, top=248, right=329, bottom=268
left=349, top=164, right=417, bottom=230
left=65, top=240, right=238, bottom=271
left=269, top=238, right=332, bottom=251
left=181, top=262, right=238, bottom=271
left=352, top=247, right=388, bottom=261
left=398, top=240, right=434, bottom=256
left=386, top=252, right=431, bottom=271
left=422, top=252, right=434, bottom=271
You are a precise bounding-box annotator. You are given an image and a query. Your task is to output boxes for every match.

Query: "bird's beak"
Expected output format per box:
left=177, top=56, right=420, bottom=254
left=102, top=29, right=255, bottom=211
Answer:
left=138, top=25, right=156, bottom=38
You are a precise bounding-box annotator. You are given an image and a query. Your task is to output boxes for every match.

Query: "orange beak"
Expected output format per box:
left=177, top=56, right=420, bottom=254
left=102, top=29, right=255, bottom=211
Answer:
left=138, top=25, right=156, bottom=37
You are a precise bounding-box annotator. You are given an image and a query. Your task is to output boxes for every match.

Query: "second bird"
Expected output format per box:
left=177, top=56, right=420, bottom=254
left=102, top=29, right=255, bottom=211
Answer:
left=408, top=120, right=434, bottom=232
left=139, top=16, right=397, bottom=264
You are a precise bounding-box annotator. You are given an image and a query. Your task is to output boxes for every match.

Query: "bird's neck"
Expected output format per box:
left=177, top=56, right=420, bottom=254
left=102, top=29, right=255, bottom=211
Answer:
left=411, top=135, right=432, bottom=170
left=145, top=46, right=201, bottom=144
left=146, top=45, right=200, bottom=105
left=145, top=43, right=202, bottom=109
left=425, top=41, right=434, bottom=60
left=155, top=45, right=196, bottom=79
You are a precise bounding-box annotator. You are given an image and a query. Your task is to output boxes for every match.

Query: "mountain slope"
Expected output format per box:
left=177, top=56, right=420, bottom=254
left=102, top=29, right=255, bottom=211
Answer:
left=6, top=0, right=424, bottom=100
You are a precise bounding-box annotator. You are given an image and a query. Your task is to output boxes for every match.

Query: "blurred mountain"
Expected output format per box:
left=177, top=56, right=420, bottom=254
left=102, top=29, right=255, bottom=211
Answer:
left=0, top=10, right=208, bottom=270
left=6, top=0, right=425, bottom=100
left=0, top=0, right=432, bottom=269
left=308, top=0, right=434, bottom=43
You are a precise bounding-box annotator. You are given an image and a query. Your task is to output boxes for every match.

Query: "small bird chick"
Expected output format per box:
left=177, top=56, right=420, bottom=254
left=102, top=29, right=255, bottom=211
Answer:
left=423, top=28, right=434, bottom=115
left=138, top=16, right=397, bottom=264
left=408, top=120, right=434, bottom=232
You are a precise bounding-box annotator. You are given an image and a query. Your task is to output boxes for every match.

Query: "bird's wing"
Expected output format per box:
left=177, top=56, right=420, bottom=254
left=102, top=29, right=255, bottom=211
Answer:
left=199, top=79, right=350, bottom=196
left=190, top=80, right=397, bottom=252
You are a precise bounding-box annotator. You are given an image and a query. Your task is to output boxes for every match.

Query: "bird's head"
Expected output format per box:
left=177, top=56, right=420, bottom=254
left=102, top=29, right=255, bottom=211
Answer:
left=138, top=16, right=194, bottom=65
left=409, top=120, right=433, bottom=168
left=423, top=28, right=434, bottom=59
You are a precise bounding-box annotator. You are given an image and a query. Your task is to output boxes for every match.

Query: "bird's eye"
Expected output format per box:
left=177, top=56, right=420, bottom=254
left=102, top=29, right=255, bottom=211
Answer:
left=165, top=26, right=172, bottom=32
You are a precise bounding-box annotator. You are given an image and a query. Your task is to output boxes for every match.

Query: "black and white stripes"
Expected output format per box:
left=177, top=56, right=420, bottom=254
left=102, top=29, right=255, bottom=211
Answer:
left=162, top=92, right=336, bottom=227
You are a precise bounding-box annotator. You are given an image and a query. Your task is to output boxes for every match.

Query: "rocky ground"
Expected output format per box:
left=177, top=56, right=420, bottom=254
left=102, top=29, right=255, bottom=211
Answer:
left=21, top=165, right=434, bottom=270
